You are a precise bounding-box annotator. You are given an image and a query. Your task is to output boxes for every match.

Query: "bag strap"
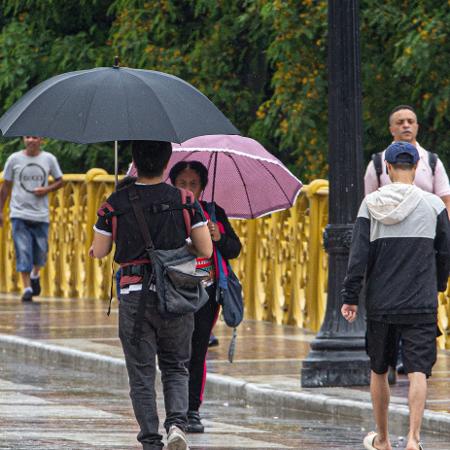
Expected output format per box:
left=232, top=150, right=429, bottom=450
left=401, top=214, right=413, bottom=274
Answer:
left=127, top=184, right=155, bottom=346
left=371, top=152, right=383, bottom=186
left=428, top=151, right=438, bottom=176
left=128, top=185, right=155, bottom=254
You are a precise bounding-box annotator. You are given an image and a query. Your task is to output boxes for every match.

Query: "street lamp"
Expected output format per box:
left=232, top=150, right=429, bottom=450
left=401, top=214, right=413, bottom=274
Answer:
left=301, top=0, right=370, bottom=387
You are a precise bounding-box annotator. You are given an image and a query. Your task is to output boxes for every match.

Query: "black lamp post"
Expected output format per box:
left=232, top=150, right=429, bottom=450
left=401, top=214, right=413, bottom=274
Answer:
left=301, top=0, right=370, bottom=387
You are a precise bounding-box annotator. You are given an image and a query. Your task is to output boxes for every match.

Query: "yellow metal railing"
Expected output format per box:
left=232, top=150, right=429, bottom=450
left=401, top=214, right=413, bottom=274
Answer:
left=1, top=171, right=449, bottom=346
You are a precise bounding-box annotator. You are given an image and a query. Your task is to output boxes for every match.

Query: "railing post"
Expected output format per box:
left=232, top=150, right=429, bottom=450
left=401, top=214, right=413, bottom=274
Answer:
left=304, top=180, right=329, bottom=332
left=85, top=168, right=107, bottom=298
left=243, top=219, right=261, bottom=320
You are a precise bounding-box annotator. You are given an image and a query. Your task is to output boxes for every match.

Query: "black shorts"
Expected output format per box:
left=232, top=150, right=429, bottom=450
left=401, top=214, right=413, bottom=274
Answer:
left=366, top=320, right=438, bottom=377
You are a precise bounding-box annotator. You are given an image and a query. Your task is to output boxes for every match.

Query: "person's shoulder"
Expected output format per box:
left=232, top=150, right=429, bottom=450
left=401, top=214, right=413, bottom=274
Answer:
left=5, top=150, right=22, bottom=162
left=103, top=187, right=125, bottom=208
left=357, top=198, right=370, bottom=219
left=41, top=150, right=59, bottom=161
left=421, top=191, right=446, bottom=214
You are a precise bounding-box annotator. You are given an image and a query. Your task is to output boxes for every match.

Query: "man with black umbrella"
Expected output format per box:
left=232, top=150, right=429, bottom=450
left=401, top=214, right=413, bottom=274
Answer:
left=91, top=140, right=212, bottom=450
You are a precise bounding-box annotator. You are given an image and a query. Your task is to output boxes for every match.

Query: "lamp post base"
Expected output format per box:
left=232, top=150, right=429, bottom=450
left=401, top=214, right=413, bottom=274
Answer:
left=301, top=337, right=370, bottom=387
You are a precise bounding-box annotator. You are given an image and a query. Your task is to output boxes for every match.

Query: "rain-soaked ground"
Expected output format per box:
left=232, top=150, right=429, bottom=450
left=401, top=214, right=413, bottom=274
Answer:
left=0, top=353, right=449, bottom=450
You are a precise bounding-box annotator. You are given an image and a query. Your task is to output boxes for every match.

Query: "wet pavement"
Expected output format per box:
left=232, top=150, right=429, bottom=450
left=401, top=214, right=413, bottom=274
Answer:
left=1, top=352, right=449, bottom=450
left=0, top=294, right=450, bottom=448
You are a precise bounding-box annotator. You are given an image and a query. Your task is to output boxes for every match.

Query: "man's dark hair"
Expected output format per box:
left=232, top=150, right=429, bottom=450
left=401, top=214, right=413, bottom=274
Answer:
left=131, top=140, right=172, bottom=178
left=388, top=104, right=417, bottom=123
left=169, top=160, right=209, bottom=189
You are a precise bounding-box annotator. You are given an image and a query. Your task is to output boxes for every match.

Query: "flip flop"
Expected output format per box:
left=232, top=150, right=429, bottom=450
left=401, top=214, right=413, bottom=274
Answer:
left=418, top=443, right=424, bottom=450
left=363, top=432, right=378, bottom=450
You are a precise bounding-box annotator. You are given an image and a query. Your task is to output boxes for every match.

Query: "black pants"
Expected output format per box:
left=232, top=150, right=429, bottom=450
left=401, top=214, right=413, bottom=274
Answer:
left=119, top=291, right=194, bottom=450
left=188, top=284, right=219, bottom=412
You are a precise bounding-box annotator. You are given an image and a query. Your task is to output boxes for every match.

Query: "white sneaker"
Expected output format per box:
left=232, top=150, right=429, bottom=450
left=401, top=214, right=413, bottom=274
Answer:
left=167, top=425, right=189, bottom=450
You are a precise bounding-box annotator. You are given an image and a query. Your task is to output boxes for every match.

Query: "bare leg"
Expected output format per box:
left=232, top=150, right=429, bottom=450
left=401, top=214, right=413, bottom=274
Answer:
left=369, top=371, right=392, bottom=450
left=20, top=272, right=31, bottom=290
left=31, top=265, right=41, bottom=278
left=406, top=372, right=426, bottom=450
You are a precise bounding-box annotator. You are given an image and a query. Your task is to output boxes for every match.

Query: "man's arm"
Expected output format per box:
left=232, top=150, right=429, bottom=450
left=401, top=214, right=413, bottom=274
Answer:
left=440, top=195, right=450, bottom=219
left=433, top=158, right=450, bottom=218
left=364, top=161, right=379, bottom=195
left=435, top=209, right=450, bottom=292
left=341, top=215, right=371, bottom=305
left=33, top=177, right=63, bottom=197
left=0, top=180, right=13, bottom=227
left=91, top=231, right=113, bottom=258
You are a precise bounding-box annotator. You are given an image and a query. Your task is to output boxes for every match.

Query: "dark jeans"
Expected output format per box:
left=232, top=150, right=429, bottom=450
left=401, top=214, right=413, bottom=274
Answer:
left=119, top=290, right=194, bottom=450
left=188, top=284, right=219, bottom=412
left=11, top=218, right=49, bottom=272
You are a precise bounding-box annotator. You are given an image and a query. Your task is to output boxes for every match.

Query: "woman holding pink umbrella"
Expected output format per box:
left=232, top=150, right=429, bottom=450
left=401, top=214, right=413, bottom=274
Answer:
left=169, top=160, right=242, bottom=433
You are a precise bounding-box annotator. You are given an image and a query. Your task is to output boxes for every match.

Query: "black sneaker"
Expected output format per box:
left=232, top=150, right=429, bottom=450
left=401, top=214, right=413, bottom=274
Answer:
left=208, top=334, right=219, bottom=347
left=21, top=290, right=33, bottom=302
left=31, top=277, right=41, bottom=296
left=186, top=411, right=204, bottom=433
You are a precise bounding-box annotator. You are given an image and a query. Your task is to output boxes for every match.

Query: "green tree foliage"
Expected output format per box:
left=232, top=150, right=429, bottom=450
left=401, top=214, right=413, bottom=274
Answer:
left=1, top=0, right=449, bottom=181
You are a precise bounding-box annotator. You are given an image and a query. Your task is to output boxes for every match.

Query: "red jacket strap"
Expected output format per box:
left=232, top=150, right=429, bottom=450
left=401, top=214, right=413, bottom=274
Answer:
left=178, top=188, right=195, bottom=236
left=97, top=202, right=117, bottom=242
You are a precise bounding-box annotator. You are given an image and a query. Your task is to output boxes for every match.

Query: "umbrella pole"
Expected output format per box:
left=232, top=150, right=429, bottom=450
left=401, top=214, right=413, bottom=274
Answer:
left=211, top=152, right=218, bottom=204
left=114, top=140, right=118, bottom=190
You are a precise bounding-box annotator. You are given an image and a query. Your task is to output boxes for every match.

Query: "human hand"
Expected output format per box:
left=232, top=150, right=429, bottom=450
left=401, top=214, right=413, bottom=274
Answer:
left=33, top=186, right=48, bottom=197
left=341, top=304, right=358, bottom=322
left=207, top=220, right=221, bottom=242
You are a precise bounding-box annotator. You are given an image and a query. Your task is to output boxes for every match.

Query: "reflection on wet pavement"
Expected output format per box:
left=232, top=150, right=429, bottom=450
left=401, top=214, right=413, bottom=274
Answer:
left=0, top=294, right=450, bottom=448
left=1, top=354, right=448, bottom=450
left=1, top=295, right=450, bottom=413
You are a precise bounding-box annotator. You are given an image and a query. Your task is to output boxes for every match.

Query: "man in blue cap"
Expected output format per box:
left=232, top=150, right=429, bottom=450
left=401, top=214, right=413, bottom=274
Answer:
left=341, top=141, right=450, bottom=450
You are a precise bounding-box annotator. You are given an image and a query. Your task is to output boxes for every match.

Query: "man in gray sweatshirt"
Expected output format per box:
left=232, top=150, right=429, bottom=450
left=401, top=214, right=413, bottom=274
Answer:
left=0, top=136, right=63, bottom=301
left=341, top=141, right=450, bottom=450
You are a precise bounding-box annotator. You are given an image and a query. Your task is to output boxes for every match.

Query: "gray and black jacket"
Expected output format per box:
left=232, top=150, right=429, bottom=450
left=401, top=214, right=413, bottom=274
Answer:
left=341, top=183, right=450, bottom=318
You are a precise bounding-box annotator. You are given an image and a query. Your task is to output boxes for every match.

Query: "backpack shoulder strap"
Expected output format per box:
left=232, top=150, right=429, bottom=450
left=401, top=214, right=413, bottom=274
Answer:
left=178, top=187, right=195, bottom=236
left=428, top=151, right=438, bottom=176
left=127, top=185, right=155, bottom=253
left=371, top=152, right=383, bottom=186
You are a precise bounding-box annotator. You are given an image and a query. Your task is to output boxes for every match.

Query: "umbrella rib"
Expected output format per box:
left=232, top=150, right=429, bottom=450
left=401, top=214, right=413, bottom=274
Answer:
left=202, top=151, right=215, bottom=202
left=123, top=70, right=181, bottom=143
left=205, top=151, right=215, bottom=173
left=228, top=153, right=254, bottom=218
left=256, top=159, right=293, bottom=204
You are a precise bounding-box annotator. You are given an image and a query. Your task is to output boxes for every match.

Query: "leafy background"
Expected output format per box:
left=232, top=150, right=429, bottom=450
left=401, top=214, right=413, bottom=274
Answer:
left=1, top=0, right=449, bottom=182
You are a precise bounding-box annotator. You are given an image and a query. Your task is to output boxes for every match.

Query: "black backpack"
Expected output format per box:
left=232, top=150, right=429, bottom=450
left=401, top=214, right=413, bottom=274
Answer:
left=372, top=150, right=438, bottom=186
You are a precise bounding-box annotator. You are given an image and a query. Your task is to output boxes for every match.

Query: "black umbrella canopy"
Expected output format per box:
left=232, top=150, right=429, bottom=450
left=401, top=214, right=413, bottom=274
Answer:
left=0, top=66, right=239, bottom=144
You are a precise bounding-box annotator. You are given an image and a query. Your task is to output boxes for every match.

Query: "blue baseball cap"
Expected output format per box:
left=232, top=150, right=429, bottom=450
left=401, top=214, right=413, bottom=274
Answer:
left=385, top=141, right=419, bottom=164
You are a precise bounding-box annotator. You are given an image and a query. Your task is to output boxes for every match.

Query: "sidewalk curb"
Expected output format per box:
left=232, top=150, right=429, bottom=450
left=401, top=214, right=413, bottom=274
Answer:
left=2, top=333, right=450, bottom=436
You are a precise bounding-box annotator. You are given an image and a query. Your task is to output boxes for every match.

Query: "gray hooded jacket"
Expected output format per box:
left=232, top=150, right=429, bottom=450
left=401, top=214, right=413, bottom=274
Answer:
left=341, top=183, right=450, bottom=319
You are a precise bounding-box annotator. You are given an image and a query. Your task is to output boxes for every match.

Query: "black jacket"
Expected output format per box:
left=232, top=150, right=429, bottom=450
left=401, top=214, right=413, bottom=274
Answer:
left=341, top=184, right=450, bottom=318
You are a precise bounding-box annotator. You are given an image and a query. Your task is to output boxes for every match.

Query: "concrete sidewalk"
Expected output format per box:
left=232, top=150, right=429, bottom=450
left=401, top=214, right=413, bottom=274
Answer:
left=1, top=293, right=450, bottom=437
